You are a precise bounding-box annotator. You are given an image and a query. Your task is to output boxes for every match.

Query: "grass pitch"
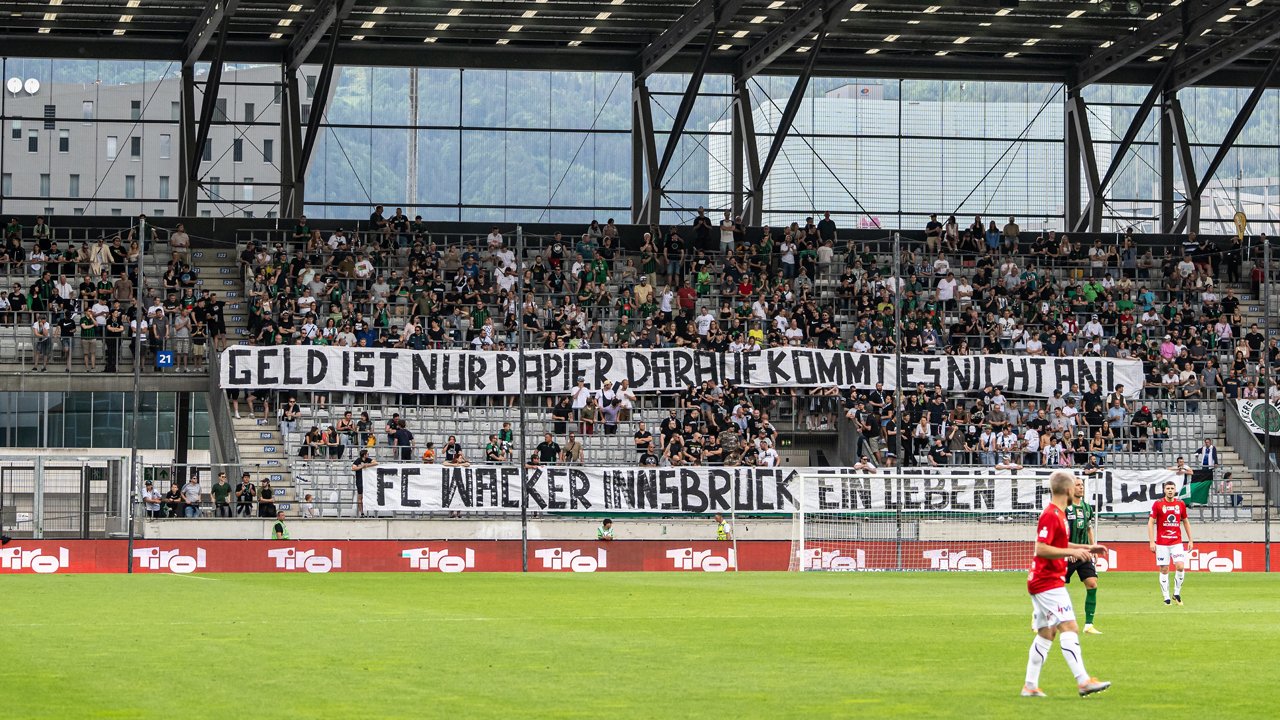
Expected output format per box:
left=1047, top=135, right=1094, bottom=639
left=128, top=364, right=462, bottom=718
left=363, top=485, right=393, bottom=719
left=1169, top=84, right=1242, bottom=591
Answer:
left=2, top=572, right=1276, bottom=719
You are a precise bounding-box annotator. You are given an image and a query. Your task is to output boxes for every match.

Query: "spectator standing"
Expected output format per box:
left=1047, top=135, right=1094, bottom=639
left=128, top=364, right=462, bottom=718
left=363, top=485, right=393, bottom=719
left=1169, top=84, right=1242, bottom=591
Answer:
left=142, top=480, right=162, bottom=519
left=352, top=449, right=377, bottom=517
left=536, top=433, right=561, bottom=464
left=32, top=314, right=52, bottom=372
left=235, top=472, right=256, bottom=516
left=1196, top=439, right=1218, bottom=471
left=272, top=511, right=290, bottom=540
left=258, top=478, right=277, bottom=518
left=181, top=475, right=202, bottom=518
left=211, top=472, right=233, bottom=518
left=563, top=432, right=584, bottom=464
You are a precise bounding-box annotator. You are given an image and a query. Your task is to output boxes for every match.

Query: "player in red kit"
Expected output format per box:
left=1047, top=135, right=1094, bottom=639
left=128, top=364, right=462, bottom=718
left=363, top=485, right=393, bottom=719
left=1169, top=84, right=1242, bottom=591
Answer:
left=1022, top=470, right=1111, bottom=698
left=1148, top=480, right=1194, bottom=605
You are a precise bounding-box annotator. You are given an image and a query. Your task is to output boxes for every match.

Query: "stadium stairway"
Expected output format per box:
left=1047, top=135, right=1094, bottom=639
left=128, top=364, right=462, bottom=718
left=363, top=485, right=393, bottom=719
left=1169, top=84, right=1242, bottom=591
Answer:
left=232, top=414, right=299, bottom=514
left=189, top=246, right=249, bottom=347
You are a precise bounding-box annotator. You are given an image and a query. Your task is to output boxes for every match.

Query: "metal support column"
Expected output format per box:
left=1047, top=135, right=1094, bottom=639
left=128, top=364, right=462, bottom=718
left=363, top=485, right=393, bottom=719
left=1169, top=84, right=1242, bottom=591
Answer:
left=733, top=77, right=761, bottom=226
left=631, top=83, right=660, bottom=226
left=1167, top=97, right=1199, bottom=232
left=294, top=18, right=345, bottom=205
left=177, top=64, right=198, bottom=216
left=638, top=37, right=717, bottom=224
left=184, top=23, right=231, bottom=218
left=1065, top=91, right=1100, bottom=233
left=1175, top=50, right=1280, bottom=233
left=741, top=25, right=832, bottom=223
left=280, top=66, right=304, bottom=219
left=1064, top=88, right=1082, bottom=231
left=1074, top=60, right=1177, bottom=233
left=1159, top=91, right=1176, bottom=233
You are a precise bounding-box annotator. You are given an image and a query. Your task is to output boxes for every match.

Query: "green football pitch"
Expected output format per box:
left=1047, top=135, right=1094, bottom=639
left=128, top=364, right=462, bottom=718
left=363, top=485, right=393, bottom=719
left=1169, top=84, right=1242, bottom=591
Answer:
left=2, top=572, right=1276, bottom=719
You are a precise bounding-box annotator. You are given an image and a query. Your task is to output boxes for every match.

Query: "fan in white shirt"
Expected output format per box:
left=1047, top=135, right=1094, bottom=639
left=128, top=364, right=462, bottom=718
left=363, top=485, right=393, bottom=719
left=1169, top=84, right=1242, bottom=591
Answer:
left=90, top=302, right=110, bottom=326
left=493, top=248, right=516, bottom=270
left=695, top=309, right=714, bottom=336
left=936, top=275, right=957, bottom=302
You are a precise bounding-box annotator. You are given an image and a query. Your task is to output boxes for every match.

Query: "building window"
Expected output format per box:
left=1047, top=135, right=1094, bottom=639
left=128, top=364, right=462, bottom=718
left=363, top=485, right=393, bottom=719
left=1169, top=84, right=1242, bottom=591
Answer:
left=106, top=136, right=118, bottom=159
left=153, top=209, right=165, bottom=216
left=267, top=210, right=277, bottom=218
left=263, top=138, right=274, bottom=163
left=301, top=104, right=311, bottom=123
left=214, top=97, right=227, bottom=122
left=28, top=130, right=38, bottom=153
left=125, top=175, right=136, bottom=199
left=202, top=139, right=212, bottom=162
left=243, top=178, right=254, bottom=202
left=130, top=100, right=141, bottom=121
left=244, top=210, right=254, bottom=218
left=209, top=177, right=221, bottom=199
left=69, top=174, right=80, bottom=198
left=244, top=102, right=255, bottom=123
left=171, top=101, right=181, bottom=122
left=233, top=138, right=243, bottom=162
left=305, top=75, right=317, bottom=98
left=82, top=101, right=94, bottom=121
left=111, top=209, right=122, bottom=216
left=11, top=120, right=21, bottom=140
left=272, top=83, right=282, bottom=105
left=159, top=176, right=169, bottom=200
left=130, top=136, right=142, bottom=159
left=2, top=174, right=11, bottom=195
left=73, top=208, right=84, bottom=216
left=160, top=134, right=171, bottom=159
left=43, top=105, right=55, bottom=130
left=200, top=210, right=211, bottom=217
left=43, top=207, right=53, bottom=216
left=58, top=130, right=69, bottom=153
left=39, top=174, right=50, bottom=198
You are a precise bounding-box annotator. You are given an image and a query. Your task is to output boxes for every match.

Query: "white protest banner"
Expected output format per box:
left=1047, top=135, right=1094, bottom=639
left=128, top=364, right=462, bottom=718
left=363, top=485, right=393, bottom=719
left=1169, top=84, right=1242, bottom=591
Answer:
left=361, top=465, right=1175, bottom=515
left=222, top=346, right=1144, bottom=399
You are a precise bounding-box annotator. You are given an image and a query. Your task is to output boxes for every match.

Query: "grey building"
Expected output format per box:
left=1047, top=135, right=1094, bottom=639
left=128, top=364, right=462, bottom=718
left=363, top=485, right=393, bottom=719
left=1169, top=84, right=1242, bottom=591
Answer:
left=0, top=64, right=294, bottom=218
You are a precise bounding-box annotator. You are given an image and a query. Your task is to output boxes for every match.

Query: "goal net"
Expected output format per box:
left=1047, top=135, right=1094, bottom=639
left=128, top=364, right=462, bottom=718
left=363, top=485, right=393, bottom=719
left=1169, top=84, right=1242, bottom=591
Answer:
left=790, top=469, right=1079, bottom=572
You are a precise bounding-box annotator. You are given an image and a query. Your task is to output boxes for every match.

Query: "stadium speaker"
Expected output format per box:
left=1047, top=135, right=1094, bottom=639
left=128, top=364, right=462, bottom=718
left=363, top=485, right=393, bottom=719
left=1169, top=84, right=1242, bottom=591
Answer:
left=1127, top=0, right=1143, bottom=15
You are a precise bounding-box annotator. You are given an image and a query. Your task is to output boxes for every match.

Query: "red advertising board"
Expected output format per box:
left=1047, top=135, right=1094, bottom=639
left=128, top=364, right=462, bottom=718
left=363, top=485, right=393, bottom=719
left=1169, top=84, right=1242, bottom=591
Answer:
left=0, top=540, right=1267, bottom=574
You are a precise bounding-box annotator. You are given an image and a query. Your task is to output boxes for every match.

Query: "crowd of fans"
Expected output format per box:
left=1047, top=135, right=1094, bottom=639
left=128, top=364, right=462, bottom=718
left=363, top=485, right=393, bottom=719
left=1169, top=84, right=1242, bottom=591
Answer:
left=218, top=206, right=1273, bottom=475
left=1, top=215, right=229, bottom=372
left=0, top=207, right=1267, bottom=477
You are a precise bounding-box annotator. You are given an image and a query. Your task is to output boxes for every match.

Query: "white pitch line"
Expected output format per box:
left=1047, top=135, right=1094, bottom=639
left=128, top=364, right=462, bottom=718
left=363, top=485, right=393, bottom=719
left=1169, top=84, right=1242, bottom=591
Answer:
left=4, top=606, right=1276, bottom=630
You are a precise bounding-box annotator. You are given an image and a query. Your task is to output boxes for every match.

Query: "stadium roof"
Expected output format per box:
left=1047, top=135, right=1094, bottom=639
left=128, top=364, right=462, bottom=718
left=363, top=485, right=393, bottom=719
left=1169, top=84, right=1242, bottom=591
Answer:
left=6, top=1, right=1279, bottom=87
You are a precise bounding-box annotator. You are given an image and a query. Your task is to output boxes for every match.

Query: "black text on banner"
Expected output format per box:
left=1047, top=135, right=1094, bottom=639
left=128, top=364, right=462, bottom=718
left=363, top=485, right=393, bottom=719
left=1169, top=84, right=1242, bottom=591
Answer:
left=223, top=346, right=1145, bottom=399
left=361, top=465, right=1175, bottom=515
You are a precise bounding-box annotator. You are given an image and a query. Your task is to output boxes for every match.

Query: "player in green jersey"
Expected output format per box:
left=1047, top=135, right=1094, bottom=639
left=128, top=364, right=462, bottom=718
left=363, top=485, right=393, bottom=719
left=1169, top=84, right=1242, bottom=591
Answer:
left=1064, top=477, right=1101, bottom=634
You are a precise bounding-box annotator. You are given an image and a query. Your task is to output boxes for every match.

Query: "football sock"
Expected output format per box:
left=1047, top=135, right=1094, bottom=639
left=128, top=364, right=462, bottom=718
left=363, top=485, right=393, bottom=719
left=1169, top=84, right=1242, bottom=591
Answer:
left=1058, top=631, right=1089, bottom=684
left=1085, top=588, right=1097, bottom=624
left=1175, top=570, right=1185, bottom=595
left=1025, top=635, right=1053, bottom=688
left=1159, top=572, right=1170, bottom=600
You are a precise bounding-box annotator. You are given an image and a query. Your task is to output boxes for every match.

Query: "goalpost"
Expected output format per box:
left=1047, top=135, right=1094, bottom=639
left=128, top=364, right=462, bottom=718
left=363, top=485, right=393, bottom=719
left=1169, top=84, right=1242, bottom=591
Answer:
left=790, top=469, right=1064, bottom=572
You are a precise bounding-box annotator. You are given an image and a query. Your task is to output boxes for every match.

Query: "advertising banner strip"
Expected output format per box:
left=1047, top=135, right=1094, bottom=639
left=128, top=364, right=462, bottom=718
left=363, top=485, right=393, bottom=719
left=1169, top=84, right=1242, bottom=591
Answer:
left=0, top=540, right=1264, bottom=574
left=221, top=346, right=1145, bottom=399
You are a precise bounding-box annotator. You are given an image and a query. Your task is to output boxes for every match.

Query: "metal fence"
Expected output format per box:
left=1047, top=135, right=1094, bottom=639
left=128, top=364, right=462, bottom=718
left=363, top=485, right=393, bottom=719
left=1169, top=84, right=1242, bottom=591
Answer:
left=0, top=456, right=127, bottom=538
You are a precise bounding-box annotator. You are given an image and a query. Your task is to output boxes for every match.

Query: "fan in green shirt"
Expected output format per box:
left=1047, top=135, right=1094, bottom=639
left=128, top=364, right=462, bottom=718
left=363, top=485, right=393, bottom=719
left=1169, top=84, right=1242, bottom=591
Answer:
left=597, top=519, right=614, bottom=542
left=1064, top=477, right=1102, bottom=634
